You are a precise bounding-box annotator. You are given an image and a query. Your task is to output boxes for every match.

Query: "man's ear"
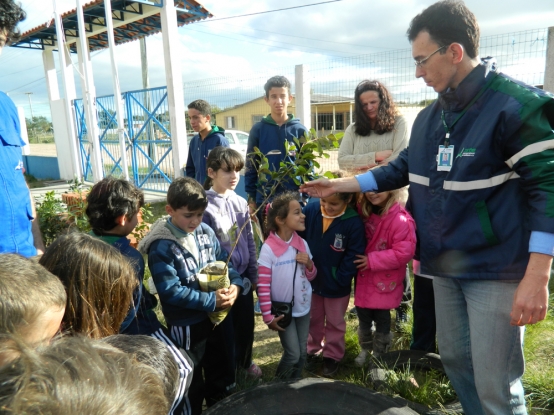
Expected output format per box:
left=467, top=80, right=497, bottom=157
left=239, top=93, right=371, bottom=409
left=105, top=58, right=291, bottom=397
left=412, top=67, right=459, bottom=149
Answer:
left=449, top=43, right=465, bottom=65
left=205, top=114, right=211, bottom=123
left=165, top=204, right=173, bottom=216
left=114, top=214, right=127, bottom=226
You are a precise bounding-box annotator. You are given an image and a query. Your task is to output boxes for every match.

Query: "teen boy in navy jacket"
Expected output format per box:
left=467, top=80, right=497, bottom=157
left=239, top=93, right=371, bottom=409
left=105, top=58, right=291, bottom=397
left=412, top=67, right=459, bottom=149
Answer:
left=245, top=76, right=308, bottom=209
left=186, top=99, right=229, bottom=185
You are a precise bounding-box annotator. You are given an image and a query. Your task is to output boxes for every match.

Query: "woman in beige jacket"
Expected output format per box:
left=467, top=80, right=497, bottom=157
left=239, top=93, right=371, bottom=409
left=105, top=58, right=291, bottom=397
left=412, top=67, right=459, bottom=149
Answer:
left=338, top=80, right=408, bottom=172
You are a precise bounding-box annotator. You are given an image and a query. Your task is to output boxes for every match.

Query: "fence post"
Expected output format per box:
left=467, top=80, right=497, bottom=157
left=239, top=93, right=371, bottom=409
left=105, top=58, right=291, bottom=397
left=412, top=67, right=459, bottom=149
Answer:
left=295, top=64, right=311, bottom=131
left=544, top=27, right=554, bottom=93
left=160, top=0, right=187, bottom=179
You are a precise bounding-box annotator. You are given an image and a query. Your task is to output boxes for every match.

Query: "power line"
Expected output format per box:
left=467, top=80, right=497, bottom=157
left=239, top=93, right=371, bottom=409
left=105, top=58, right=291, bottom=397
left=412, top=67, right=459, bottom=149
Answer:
left=183, top=27, right=352, bottom=58
left=198, top=0, right=343, bottom=22
left=216, top=21, right=406, bottom=52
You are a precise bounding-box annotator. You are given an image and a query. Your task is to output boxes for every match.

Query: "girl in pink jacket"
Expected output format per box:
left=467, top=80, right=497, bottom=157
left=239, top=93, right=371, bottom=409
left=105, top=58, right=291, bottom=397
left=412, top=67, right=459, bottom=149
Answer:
left=353, top=187, right=416, bottom=365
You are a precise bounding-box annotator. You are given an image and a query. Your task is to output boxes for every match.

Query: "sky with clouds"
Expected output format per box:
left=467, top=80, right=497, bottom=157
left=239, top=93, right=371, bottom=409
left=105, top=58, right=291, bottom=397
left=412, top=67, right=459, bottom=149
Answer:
left=1, top=0, right=553, bottom=119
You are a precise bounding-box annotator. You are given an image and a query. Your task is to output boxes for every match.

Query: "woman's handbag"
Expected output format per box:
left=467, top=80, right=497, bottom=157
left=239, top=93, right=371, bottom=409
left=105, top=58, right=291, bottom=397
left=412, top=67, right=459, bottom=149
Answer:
left=270, top=251, right=298, bottom=329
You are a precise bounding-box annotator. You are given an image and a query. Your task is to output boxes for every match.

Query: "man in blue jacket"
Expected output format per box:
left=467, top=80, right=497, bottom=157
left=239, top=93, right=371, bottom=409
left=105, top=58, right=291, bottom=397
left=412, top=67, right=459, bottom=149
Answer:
left=185, top=99, right=229, bottom=185
left=301, top=1, right=554, bottom=414
left=0, top=0, right=45, bottom=257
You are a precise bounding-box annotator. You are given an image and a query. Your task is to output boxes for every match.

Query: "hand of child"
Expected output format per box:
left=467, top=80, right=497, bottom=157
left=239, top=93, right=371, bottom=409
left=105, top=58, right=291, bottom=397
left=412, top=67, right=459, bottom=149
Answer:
left=225, top=284, right=240, bottom=306
left=296, top=252, right=313, bottom=271
left=354, top=254, right=369, bottom=270
left=215, top=288, right=232, bottom=309
left=268, top=315, right=286, bottom=332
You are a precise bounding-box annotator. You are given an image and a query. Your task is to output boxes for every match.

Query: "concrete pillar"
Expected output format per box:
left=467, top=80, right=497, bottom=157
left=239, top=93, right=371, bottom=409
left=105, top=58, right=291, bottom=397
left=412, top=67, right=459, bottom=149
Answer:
left=52, top=1, right=82, bottom=180
left=295, top=64, right=311, bottom=132
left=76, top=0, right=103, bottom=183
left=160, top=0, right=187, bottom=178
left=332, top=105, right=336, bottom=132
left=104, top=0, right=129, bottom=180
left=349, top=103, right=353, bottom=126
left=544, top=27, right=554, bottom=94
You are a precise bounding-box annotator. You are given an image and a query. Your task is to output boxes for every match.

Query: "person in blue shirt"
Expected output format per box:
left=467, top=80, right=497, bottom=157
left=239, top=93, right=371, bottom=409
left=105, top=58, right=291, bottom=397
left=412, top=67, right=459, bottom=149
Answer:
left=0, top=0, right=45, bottom=257
left=185, top=99, right=229, bottom=185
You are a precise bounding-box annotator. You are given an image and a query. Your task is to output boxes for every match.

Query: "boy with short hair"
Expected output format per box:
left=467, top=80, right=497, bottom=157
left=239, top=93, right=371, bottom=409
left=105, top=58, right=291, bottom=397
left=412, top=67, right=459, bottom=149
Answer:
left=186, top=99, right=229, bottom=185
left=0, top=254, right=66, bottom=347
left=138, top=177, right=243, bottom=415
left=245, top=75, right=309, bottom=212
left=86, top=176, right=158, bottom=335
left=86, top=177, right=193, bottom=415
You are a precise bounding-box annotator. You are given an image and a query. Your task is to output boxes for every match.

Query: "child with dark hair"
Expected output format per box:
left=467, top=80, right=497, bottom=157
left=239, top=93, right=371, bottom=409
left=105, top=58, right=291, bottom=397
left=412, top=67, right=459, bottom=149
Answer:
left=139, top=177, right=243, bottom=414
left=299, top=171, right=366, bottom=377
left=86, top=177, right=193, bottom=415
left=202, top=146, right=261, bottom=378
left=86, top=176, right=154, bottom=335
left=0, top=254, right=66, bottom=347
left=0, top=335, right=168, bottom=415
left=245, top=75, right=309, bottom=220
left=186, top=99, right=229, bottom=185
left=257, top=192, right=316, bottom=379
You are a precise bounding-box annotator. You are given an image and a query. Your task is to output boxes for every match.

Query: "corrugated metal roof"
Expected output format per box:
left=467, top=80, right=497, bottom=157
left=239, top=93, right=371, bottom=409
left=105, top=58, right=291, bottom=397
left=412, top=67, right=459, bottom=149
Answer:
left=10, top=0, right=212, bottom=52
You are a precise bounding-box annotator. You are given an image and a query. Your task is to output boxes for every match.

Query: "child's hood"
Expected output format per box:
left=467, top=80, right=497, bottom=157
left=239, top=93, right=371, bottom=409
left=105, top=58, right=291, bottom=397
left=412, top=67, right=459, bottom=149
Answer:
left=261, top=114, right=301, bottom=126
left=137, top=217, right=181, bottom=254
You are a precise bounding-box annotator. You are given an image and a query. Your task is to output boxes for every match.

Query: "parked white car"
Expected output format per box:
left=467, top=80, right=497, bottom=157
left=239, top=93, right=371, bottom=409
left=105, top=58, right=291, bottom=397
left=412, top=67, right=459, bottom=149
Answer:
left=224, top=129, right=249, bottom=158
left=187, top=129, right=249, bottom=158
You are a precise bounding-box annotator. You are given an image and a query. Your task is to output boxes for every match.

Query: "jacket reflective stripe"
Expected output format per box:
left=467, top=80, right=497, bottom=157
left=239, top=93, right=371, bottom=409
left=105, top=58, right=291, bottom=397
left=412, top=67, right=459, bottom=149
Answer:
left=505, top=139, right=554, bottom=168
left=443, top=171, right=520, bottom=191
left=409, top=173, right=430, bottom=186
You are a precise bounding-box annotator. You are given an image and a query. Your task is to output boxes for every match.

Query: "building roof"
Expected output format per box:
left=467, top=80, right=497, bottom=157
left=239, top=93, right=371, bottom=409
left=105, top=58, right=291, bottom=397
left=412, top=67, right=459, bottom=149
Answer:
left=10, top=0, right=212, bottom=53
left=219, top=93, right=354, bottom=112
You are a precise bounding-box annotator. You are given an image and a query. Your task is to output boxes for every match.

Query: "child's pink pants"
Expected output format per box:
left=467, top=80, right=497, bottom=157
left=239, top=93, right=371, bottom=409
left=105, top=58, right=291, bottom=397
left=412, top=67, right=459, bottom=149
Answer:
left=307, top=293, right=350, bottom=361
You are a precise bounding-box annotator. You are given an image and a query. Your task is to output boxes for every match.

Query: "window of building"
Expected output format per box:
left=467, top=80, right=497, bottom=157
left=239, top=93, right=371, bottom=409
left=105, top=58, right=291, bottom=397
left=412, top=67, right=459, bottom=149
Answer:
left=226, top=116, right=235, bottom=129
left=252, top=115, right=263, bottom=124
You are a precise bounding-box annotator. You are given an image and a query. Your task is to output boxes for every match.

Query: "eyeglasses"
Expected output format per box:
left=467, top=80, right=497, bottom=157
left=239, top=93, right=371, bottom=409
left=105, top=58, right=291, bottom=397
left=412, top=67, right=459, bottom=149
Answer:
left=414, top=45, right=447, bottom=68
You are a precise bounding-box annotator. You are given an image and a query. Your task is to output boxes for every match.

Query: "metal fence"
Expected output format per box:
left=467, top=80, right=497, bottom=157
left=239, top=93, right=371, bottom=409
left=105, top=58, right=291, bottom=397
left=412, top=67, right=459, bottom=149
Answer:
left=75, top=86, right=175, bottom=192
left=75, top=28, right=549, bottom=190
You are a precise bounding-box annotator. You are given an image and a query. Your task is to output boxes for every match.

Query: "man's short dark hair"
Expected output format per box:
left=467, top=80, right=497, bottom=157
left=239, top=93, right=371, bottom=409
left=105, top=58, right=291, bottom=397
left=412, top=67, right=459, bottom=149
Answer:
left=407, top=0, right=480, bottom=59
left=264, top=75, right=292, bottom=98
left=86, top=177, right=144, bottom=234
left=167, top=177, right=208, bottom=212
left=0, top=0, right=26, bottom=45
left=187, top=100, right=211, bottom=117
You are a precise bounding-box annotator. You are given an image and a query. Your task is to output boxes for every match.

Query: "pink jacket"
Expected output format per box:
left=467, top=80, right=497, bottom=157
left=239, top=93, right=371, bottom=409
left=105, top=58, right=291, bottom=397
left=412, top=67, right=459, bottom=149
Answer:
left=355, top=203, right=416, bottom=310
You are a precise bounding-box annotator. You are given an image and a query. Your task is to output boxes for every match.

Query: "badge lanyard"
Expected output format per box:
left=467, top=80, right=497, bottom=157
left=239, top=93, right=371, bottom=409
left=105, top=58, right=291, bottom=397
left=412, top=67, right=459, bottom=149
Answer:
left=438, top=73, right=497, bottom=171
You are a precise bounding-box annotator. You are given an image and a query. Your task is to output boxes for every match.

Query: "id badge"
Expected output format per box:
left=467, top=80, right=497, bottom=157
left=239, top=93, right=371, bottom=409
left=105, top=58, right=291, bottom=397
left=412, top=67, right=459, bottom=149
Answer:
left=437, top=145, right=454, bottom=171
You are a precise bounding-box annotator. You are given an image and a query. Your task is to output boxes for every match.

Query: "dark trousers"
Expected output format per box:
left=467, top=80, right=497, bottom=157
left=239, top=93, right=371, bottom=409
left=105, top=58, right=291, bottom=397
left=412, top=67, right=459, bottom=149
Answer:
left=410, top=275, right=437, bottom=352
left=170, top=315, right=235, bottom=415
left=356, top=306, right=391, bottom=335
left=230, top=282, right=255, bottom=370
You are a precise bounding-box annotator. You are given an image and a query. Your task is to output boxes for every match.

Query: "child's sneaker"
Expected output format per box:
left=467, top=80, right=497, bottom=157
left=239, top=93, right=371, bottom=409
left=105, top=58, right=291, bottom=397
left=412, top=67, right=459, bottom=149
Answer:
left=246, top=362, right=262, bottom=379
left=354, top=349, right=369, bottom=367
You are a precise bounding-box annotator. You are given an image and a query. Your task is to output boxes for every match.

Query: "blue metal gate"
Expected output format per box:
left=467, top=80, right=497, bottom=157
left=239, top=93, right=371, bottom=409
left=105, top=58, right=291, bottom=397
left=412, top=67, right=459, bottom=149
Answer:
left=74, top=86, right=175, bottom=192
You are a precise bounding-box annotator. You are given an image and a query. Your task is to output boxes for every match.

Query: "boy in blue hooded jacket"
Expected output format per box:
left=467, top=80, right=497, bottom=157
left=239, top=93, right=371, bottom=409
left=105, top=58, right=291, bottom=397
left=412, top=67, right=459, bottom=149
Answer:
left=245, top=76, right=309, bottom=213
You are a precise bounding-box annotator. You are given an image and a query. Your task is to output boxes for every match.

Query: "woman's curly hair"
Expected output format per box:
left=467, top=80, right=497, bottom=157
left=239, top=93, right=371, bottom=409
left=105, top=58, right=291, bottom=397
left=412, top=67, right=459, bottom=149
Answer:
left=354, top=80, right=398, bottom=137
left=0, top=0, right=26, bottom=45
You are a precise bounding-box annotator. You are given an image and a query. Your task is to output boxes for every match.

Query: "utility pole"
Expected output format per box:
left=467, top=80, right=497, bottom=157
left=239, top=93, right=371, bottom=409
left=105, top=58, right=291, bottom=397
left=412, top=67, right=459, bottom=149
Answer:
left=24, top=92, right=34, bottom=119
